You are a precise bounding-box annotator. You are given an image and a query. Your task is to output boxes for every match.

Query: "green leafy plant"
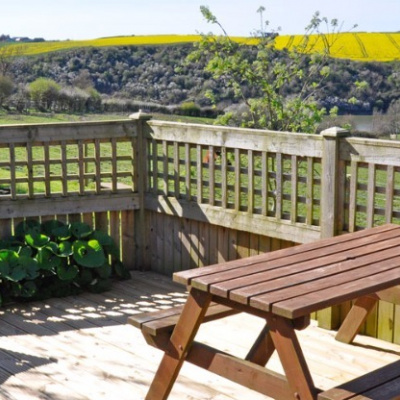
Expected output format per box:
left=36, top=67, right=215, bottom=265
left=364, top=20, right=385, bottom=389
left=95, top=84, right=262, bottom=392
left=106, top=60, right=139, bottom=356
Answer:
left=0, top=219, right=130, bottom=306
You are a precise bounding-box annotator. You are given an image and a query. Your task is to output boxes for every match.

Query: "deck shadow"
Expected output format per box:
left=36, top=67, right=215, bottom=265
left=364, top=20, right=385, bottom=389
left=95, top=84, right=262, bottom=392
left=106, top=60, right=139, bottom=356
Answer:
left=0, top=271, right=188, bottom=337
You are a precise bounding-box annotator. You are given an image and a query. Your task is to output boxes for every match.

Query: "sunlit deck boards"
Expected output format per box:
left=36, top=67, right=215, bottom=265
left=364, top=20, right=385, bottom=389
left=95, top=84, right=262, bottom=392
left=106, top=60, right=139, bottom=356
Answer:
left=0, top=271, right=399, bottom=400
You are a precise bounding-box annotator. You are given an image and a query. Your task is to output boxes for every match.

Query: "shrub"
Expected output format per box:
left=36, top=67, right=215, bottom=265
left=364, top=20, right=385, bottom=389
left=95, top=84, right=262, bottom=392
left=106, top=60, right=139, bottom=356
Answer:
left=0, top=219, right=129, bottom=306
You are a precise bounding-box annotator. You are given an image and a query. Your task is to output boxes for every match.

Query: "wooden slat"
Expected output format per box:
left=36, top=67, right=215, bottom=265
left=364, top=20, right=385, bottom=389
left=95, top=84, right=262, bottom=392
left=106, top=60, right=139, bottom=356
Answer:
left=194, top=144, right=201, bottom=202
left=26, top=143, right=35, bottom=199
left=261, top=151, right=268, bottom=216
left=173, top=141, right=179, bottom=197
left=275, top=152, right=283, bottom=219
left=273, top=262, right=400, bottom=319
left=184, top=143, right=191, bottom=201
left=385, top=165, right=395, bottom=223
left=111, top=137, right=118, bottom=192
left=9, top=143, right=16, bottom=199
left=61, top=140, right=68, bottom=196
left=44, top=143, right=51, bottom=196
left=348, top=161, right=358, bottom=232
left=218, top=236, right=400, bottom=303
left=234, top=148, right=240, bottom=211
left=366, top=163, right=376, bottom=228
left=291, top=155, right=298, bottom=223
left=219, top=147, right=227, bottom=208
left=318, top=360, right=400, bottom=400
left=128, top=303, right=238, bottom=336
left=247, top=150, right=254, bottom=213
left=162, top=140, right=168, bottom=196
left=306, top=157, right=314, bottom=225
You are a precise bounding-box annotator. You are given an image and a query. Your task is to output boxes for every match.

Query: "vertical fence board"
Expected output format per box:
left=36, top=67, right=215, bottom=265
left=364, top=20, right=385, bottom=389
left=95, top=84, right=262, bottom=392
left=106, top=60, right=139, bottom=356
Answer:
left=217, top=226, right=229, bottom=263
left=291, top=155, right=298, bottom=223
left=386, top=165, right=395, bottom=223
left=366, top=163, right=376, bottom=228
left=377, top=301, right=394, bottom=343
left=348, top=161, right=358, bottom=232
left=121, top=209, right=135, bottom=270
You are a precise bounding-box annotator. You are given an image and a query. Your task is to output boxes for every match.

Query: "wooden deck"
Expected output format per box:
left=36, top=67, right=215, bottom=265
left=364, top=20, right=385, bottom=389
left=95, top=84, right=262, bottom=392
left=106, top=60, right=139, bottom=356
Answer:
left=0, top=272, right=400, bottom=400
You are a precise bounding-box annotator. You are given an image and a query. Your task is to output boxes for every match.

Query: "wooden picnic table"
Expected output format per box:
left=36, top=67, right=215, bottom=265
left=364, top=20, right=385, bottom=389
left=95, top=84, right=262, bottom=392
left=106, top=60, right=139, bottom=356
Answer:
left=142, top=224, right=400, bottom=400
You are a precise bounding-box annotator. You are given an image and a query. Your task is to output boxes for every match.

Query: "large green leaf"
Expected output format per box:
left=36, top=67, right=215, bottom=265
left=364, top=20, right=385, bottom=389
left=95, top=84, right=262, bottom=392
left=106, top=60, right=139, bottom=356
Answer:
left=72, top=240, right=106, bottom=268
left=44, top=241, right=72, bottom=257
left=56, top=263, right=79, bottom=281
left=90, top=230, right=113, bottom=246
left=41, top=220, right=67, bottom=237
left=0, top=259, right=10, bottom=278
left=18, top=256, right=40, bottom=280
left=15, top=220, right=41, bottom=239
left=95, top=263, right=112, bottom=279
left=70, top=222, right=93, bottom=239
left=25, top=232, right=50, bottom=249
left=52, top=225, right=72, bottom=241
left=18, top=246, right=33, bottom=258
left=36, top=248, right=62, bottom=271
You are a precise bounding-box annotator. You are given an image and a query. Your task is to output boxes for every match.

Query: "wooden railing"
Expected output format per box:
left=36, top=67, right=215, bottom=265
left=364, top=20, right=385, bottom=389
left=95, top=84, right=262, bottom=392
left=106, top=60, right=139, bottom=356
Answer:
left=0, top=119, right=139, bottom=269
left=1, top=116, right=400, bottom=342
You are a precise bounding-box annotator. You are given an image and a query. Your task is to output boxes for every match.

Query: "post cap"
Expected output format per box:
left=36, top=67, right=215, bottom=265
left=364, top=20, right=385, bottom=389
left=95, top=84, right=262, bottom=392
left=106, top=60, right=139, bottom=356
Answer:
left=129, top=109, right=152, bottom=120
left=320, top=126, right=350, bottom=138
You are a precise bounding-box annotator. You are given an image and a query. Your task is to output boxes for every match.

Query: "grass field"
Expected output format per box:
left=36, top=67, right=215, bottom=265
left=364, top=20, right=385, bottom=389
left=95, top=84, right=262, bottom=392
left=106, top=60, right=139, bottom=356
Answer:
left=3, top=32, right=400, bottom=62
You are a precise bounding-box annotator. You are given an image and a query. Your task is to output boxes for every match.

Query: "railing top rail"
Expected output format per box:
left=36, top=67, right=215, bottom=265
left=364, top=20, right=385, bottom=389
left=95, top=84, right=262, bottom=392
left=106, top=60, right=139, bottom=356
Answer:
left=0, top=119, right=137, bottom=145
left=148, top=120, right=323, bottom=156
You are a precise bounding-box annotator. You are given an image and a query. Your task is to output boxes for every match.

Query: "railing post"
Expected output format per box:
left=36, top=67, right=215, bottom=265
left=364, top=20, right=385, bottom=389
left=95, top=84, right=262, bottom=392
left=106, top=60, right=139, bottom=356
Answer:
left=319, top=126, right=350, bottom=330
left=130, top=110, right=152, bottom=270
left=320, top=127, right=350, bottom=239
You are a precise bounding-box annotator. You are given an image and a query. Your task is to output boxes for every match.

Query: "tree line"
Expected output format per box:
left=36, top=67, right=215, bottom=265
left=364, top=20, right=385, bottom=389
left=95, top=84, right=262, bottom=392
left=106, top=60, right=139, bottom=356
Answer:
left=0, top=41, right=399, bottom=120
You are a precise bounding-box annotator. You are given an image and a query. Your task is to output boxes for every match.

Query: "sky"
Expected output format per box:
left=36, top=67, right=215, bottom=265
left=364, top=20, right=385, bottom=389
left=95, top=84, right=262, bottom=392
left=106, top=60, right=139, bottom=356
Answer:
left=1, top=0, right=400, bottom=41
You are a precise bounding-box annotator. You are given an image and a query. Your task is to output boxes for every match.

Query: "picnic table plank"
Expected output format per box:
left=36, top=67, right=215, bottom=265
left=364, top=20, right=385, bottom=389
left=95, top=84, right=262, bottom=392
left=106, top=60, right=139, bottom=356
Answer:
left=210, top=235, right=400, bottom=300
left=270, top=263, right=400, bottom=318
left=228, top=244, right=400, bottom=307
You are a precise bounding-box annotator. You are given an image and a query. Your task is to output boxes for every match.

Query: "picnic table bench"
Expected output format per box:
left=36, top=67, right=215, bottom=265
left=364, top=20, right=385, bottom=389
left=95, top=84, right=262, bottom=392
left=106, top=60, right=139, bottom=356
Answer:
left=129, top=224, right=400, bottom=400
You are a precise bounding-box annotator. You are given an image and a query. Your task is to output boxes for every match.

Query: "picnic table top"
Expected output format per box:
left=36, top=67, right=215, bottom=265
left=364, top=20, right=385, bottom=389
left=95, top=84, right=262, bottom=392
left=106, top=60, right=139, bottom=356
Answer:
left=174, top=224, right=400, bottom=319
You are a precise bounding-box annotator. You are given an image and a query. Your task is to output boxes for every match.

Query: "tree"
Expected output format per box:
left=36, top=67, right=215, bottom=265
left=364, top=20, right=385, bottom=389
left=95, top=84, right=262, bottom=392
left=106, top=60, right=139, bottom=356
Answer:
left=29, top=78, right=60, bottom=111
left=0, top=44, right=24, bottom=77
left=187, top=6, right=353, bottom=133
left=0, top=75, right=14, bottom=108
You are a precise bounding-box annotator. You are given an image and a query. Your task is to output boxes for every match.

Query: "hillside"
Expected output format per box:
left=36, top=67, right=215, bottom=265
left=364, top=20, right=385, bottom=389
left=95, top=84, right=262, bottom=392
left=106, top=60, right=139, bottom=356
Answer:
left=3, top=32, right=400, bottom=62
left=1, top=33, right=399, bottom=119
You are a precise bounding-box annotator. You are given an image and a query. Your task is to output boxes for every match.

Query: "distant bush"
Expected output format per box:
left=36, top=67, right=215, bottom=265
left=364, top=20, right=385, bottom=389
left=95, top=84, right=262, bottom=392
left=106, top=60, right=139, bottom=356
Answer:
left=177, top=101, right=201, bottom=117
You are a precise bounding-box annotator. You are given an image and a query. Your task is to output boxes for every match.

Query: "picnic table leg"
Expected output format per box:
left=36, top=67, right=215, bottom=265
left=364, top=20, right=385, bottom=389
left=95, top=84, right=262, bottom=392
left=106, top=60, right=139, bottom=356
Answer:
left=145, top=288, right=212, bottom=400
left=245, top=322, right=275, bottom=366
left=267, top=315, right=318, bottom=400
left=335, top=295, right=378, bottom=344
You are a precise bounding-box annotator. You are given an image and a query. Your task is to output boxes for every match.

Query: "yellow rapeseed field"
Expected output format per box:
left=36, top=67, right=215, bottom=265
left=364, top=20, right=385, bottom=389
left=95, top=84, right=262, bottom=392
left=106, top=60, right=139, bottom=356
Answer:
left=3, top=33, right=400, bottom=62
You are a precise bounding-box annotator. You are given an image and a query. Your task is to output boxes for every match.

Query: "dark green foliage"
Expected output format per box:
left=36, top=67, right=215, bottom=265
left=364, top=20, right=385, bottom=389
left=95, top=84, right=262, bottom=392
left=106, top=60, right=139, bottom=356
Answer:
left=0, top=219, right=130, bottom=306
left=2, top=41, right=400, bottom=116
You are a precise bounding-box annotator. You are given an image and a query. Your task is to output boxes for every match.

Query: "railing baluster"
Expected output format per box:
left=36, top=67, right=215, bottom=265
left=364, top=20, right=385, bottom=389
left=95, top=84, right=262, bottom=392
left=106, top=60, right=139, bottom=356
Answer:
left=261, top=151, right=268, bottom=216
left=291, top=155, right=298, bottom=223
left=275, top=152, right=283, bottom=220
left=306, top=157, right=314, bottom=225
left=61, top=140, right=68, bottom=196
left=366, top=163, right=376, bottom=228
left=197, top=144, right=202, bottom=203
left=348, top=161, right=358, bottom=233
left=234, top=148, right=240, bottom=211
left=386, top=165, right=395, bottom=223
